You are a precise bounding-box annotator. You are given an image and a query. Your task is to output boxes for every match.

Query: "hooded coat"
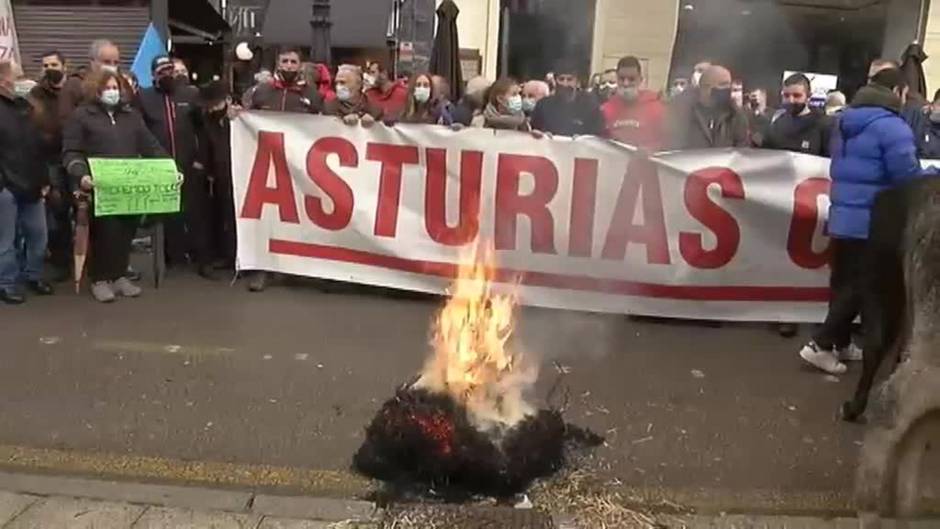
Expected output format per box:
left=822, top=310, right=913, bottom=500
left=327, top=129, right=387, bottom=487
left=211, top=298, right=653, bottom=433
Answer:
left=829, top=84, right=931, bottom=240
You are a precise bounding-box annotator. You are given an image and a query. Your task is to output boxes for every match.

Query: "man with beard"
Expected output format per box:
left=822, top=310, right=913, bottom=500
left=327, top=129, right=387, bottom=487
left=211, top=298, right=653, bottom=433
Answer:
left=600, top=56, right=667, bottom=150
left=666, top=64, right=750, bottom=149
left=245, top=47, right=324, bottom=292
left=28, top=51, right=71, bottom=281
left=365, top=61, right=408, bottom=119
left=137, top=55, right=214, bottom=279
left=763, top=74, right=831, bottom=156
left=761, top=73, right=832, bottom=339
left=530, top=60, right=605, bottom=137
left=249, top=48, right=323, bottom=114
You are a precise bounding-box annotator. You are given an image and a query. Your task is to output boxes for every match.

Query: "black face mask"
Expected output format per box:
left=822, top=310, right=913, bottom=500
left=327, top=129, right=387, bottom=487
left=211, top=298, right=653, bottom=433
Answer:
left=556, top=85, right=575, bottom=99
left=279, top=70, right=298, bottom=84
left=175, top=75, right=190, bottom=86
left=208, top=106, right=228, bottom=120
left=787, top=102, right=807, bottom=116
left=44, top=69, right=64, bottom=85
left=710, top=87, right=732, bottom=108
left=157, top=75, right=176, bottom=93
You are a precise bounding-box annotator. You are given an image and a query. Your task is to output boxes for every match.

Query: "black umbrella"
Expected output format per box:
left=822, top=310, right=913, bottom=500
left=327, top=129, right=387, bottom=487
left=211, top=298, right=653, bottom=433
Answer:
left=430, top=0, right=463, bottom=102
left=900, top=42, right=928, bottom=105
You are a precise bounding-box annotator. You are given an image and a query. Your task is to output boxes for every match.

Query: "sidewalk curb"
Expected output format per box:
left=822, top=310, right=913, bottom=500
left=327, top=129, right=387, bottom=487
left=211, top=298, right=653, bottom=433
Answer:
left=0, top=470, right=379, bottom=523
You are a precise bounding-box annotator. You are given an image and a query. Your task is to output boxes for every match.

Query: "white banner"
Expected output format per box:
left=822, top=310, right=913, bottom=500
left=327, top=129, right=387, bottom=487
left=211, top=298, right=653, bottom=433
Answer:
left=0, top=0, right=20, bottom=63
left=232, top=112, right=835, bottom=322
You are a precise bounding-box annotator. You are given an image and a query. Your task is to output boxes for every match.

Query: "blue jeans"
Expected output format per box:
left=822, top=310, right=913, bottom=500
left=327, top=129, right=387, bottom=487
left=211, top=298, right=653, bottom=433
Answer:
left=0, top=189, right=48, bottom=292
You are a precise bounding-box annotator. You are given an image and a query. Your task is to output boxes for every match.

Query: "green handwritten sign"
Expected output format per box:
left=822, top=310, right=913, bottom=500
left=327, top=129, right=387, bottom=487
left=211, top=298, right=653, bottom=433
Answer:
left=89, top=158, right=181, bottom=217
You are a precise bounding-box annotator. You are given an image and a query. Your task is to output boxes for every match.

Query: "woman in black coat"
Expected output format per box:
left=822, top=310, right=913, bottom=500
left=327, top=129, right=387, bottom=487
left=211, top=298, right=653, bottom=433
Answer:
left=62, top=70, right=168, bottom=303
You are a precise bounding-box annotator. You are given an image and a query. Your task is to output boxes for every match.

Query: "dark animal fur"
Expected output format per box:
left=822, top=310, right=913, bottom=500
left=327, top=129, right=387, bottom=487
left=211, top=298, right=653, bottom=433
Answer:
left=854, top=177, right=940, bottom=526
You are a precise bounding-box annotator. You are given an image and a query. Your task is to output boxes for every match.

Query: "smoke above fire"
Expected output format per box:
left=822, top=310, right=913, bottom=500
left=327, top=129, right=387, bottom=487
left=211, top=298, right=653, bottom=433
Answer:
left=414, top=244, right=538, bottom=431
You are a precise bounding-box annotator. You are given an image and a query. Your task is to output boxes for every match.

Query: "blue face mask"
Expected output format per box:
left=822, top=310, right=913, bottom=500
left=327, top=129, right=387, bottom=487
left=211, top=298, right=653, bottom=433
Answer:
left=522, top=97, right=536, bottom=113
left=336, top=85, right=352, bottom=102
left=507, top=95, right=523, bottom=114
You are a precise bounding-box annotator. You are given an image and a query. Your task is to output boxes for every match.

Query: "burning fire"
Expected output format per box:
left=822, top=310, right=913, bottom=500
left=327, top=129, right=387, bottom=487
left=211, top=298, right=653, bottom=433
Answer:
left=415, top=244, right=537, bottom=430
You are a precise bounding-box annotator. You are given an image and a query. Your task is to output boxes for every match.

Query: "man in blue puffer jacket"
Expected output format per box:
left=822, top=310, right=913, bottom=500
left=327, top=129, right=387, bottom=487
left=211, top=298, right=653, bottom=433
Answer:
left=799, top=68, right=935, bottom=375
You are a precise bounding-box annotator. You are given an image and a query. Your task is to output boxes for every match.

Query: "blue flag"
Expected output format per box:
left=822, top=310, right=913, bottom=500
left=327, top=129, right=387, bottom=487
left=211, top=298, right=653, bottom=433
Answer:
left=132, top=24, right=167, bottom=89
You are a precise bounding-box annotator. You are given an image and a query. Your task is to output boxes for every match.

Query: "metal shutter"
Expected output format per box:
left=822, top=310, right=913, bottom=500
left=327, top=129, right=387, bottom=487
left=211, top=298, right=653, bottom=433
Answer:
left=13, top=4, right=150, bottom=77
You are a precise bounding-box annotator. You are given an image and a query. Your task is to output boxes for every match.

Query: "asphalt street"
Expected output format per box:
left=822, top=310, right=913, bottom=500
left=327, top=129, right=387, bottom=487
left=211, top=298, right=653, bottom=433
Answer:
left=1, top=264, right=937, bottom=515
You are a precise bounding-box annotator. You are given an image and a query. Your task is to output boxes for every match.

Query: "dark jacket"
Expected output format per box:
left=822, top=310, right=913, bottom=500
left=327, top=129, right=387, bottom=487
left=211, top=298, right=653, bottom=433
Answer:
left=901, top=102, right=931, bottom=157
left=58, top=71, right=86, bottom=121
left=62, top=102, right=167, bottom=186
left=197, top=113, right=231, bottom=196
left=666, top=90, right=750, bottom=149
left=323, top=97, right=383, bottom=120
left=763, top=108, right=832, bottom=156
left=249, top=78, right=323, bottom=114
left=530, top=92, right=605, bottom=137
left=0, top=92, right=48, bottom=201
left=451, top=95, right=482, bottom=126
left=28, top=80, right=65, bottom=159
left=747, top=107, right=773, bottom=146
left=137, top=86, right=202, bottom=172
left=829, top=85, right=932, bottom=240
left=920, top=119, right=940, bottom=159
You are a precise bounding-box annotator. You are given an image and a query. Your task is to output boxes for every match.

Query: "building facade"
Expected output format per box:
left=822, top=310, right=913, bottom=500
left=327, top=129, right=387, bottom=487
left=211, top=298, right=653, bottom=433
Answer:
left=438, top=0, right=679, bottom=89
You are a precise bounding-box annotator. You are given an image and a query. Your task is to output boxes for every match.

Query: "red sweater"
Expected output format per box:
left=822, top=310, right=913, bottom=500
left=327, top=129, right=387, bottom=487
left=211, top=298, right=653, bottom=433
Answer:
left=365, top=81, right=409, bottom=119
left=601, top=90, right=666, bottom=151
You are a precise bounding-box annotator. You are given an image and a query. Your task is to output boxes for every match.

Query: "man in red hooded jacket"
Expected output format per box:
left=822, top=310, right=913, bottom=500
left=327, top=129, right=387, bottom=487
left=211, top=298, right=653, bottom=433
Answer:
left=601, top=56, right=667, bottom=151
left=365, top=61, right=408, bottom=119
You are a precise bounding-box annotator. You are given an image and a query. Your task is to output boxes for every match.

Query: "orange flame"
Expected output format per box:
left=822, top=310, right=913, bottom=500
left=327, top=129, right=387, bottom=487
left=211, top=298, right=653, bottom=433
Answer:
left=416, top=244, right=536, bottom=430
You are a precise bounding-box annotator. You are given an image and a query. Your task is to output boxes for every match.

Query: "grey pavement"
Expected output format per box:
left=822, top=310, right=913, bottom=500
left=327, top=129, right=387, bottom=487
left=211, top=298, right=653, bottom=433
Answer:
left=0, top=472, right=377, bottom=528
left=0, top=264, right=938, bottom=516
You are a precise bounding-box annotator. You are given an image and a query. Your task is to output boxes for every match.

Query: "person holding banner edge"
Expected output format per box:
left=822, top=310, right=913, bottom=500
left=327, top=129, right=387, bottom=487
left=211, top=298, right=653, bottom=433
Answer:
left=62, top=69, right=169, bottom=303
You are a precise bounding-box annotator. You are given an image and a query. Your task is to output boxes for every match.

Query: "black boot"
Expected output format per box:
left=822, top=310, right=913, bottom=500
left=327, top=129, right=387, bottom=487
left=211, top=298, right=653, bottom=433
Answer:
left=27, top=280, right=55, bottom=296
left=0, top=289, right=25, bottom=305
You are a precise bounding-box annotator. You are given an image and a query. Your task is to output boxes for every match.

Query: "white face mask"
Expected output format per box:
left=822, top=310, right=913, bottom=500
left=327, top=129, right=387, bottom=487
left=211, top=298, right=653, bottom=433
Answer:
left=14, top=80, right=36, bottom=98
left=414, top=86, right=431, bottom=103
left=363, top=73, right=376, bottom=89
left=336, top=85, right=352, bottom=102
left=99, top=88, right=121, bottom=107
left=100, top=64, right=119, bottom=74
left=692, top=71, right=703, bottom=87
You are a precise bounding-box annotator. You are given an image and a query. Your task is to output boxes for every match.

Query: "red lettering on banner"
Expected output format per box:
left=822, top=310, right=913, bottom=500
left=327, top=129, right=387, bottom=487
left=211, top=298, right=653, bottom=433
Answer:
left=241, top=131, right=299, bottom=223
left=568, top=158, right=598, bottom=258
left=601, top=157, right=670, bottom=264
left=494, top=154, right=559, bottom=254
left=305, top=137, right=357, bottom=230
left=788, top=177, right=832, bottom=269
left=424, top=149, right=482, bottom=245
left=679, top=167, right=745, bottom=269
left=366, top=143, right=421, bottom=238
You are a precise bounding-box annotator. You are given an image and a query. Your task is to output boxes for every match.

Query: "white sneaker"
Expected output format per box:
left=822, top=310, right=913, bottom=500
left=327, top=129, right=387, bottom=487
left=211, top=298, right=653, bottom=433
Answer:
left=112, top=277, right=142, bottom=298
left=91, top=281, right=116, bottom=303
left=799, top=342, right=848, bottom=375
left=838, top=343, right=863, bottom=362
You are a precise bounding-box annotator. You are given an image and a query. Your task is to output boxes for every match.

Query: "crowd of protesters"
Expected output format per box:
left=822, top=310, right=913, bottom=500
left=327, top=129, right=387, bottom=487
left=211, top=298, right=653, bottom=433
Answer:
left=1, top=39, right=938, bottom=381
